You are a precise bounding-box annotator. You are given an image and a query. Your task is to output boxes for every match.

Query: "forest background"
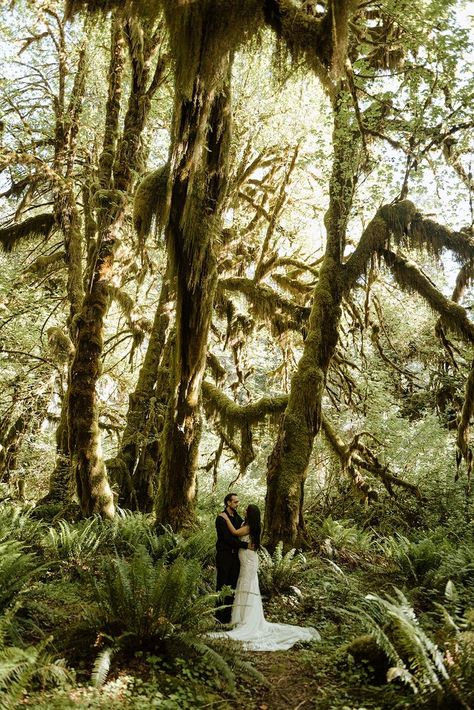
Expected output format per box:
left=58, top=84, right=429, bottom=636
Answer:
left=0, top=0, right=474, bottom=708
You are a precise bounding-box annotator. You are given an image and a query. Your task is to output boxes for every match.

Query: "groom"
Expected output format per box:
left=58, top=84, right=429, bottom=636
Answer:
left=215, top=492, right=249, bottom=624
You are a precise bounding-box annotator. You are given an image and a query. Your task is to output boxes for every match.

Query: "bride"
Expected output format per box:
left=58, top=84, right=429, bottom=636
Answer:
left=212, top=503, right=320, bottom=652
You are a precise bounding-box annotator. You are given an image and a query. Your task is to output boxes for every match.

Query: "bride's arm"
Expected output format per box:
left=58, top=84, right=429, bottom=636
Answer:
left=219, top=513, right=250, bottom=537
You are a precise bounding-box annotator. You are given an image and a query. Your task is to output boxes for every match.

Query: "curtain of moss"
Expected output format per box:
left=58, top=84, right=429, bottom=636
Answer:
left=155, top=78, right=232, bottom=529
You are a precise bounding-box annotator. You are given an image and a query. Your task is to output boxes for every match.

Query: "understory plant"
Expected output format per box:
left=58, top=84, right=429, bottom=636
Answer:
left=258, top=541, right=309, bottom=597
left=0, top=540, right=41, bottom=612
left=352, top=586, right=474, bottom=707
left=87, top=546, right=259, bottom=691
left=0, top=605, right=71, bottom=710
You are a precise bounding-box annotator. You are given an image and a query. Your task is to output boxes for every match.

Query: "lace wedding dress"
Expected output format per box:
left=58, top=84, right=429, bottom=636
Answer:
left=212, top=536, right=320, bottom=652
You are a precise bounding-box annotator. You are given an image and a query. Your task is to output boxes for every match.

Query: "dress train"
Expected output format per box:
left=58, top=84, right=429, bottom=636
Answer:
left=212, top=541, right=320, bottom=652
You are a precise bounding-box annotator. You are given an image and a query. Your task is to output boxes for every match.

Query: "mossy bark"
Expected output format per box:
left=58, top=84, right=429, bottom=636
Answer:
left=264, top=88, right=357, bottom=548
left=156, top=7, right=234, bottom=529
left=43, top=39, right=87, bottom=505
left=68, top=17, right=125, bottom=518
left=108, top=273, right=172, bottom=511
left=68, top=15, right=164, bottom=517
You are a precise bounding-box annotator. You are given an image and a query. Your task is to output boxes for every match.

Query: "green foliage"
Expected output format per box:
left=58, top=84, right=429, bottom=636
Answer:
left=102, top=511, right=172, bottom=559
left=382, top=533, right=445, bottom=583
left=0, top=606, right=71, bottom=710
left=353, top=587, right=474, bottom=706
left=89, top=547, right=217, bottom=649
left=258, top=542, right=309, bottom=598
left=320, top=517, right=374, bottom=555
left=42, top=518, right=104, bottom=566
left=0, top=505, right=47, bottom=548
left=0, top=540, right=41, bottom=612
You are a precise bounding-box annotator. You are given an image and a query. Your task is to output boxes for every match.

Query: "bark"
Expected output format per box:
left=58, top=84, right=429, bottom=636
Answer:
left=68, top=14, right=165, bottom=517
left=264, top=87, right=358, bottom=549
left=156, top=89, right=231, bottom=528
left=107, top=272, right=172, bottom=511
left=156, top=7, right=234, bottom=529
left=40, top=30, right=87, bottom=505
left=68, top=17, right=125, bottom=517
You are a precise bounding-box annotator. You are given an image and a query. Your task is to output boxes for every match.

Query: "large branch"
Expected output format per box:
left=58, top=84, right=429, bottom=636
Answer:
left=202, top=380, right=288, bottom=427
left=382, top=249, right=474, bottom=344
left=218, top=277, right=310, bottom=326
left=262, top=0, right=355, bottom=85
left=321, top=415, right=421, bottom=498
left=345, top=200, right=474, bottom=291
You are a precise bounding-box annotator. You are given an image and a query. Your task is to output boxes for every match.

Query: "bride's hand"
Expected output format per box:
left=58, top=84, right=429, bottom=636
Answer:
left=218, top=512, right=228, bottom=519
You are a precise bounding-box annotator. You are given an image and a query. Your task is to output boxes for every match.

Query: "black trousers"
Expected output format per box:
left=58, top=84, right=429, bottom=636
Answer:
left=215, top=549, right=240, bottom=624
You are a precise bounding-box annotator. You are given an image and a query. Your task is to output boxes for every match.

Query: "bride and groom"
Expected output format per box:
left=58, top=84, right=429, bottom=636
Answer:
left=213, top=492, right=319, bottom=652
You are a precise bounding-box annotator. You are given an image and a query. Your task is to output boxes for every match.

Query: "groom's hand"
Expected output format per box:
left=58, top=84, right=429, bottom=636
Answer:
left=248, top=542, right=255, bottom=550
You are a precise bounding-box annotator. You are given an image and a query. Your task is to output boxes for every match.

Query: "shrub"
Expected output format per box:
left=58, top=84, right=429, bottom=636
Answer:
left=89, top=547, right=217, bottom=649
left=319, top=517, right=374, bottom=556
left=42, top=518, right=105, bottom=566
left=0, top=606, right=71, bottom=709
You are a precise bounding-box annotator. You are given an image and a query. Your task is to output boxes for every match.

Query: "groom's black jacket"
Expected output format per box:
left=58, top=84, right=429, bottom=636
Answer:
left=215, top=510, right=248, bottom=555
left=215, top=510, right=248, bottom=623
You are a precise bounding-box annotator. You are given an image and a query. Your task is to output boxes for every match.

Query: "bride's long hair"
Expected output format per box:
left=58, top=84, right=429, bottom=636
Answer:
left=246, top=504, right=261, bottom=550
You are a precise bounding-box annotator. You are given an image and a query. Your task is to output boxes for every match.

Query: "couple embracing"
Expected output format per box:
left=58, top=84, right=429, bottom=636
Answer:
left=213, top=493, right=319, bottom=652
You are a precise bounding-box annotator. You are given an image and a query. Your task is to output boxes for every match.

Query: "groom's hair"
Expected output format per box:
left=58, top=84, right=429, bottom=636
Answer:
left=224, top=492, right=237, bottom=506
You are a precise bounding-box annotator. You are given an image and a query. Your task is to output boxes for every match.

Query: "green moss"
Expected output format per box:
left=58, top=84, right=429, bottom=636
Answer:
left=133, top=164, right=169, bottom=242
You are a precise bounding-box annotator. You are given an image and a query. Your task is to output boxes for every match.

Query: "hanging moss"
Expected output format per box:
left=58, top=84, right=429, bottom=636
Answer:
left=220, top=276, right=310, bottom=325
left=65, top=0, right=160, bottom=20
left=47, top=327, right=75, bottom=364
left=108, top=285, right=134, bottom=317
left=272, top=272, right=313, bottom=298
left=133, top=164, right=170, bottom=243
left=202, top=380, right=287, bottom=430
left=202, top=381, right=287, bottom=479
left=383, top=249, right=474, bottom=344
left=0, top=213, right=55, bottom=252
left=164, top=0, right=262, bottom=101
left=206, top=351, right=226, bottom=383
left=263, top=0, right=356, bottom=87
left=25, top=251, right=66, bottom=275
left=410, top=216, right=474, bottom=263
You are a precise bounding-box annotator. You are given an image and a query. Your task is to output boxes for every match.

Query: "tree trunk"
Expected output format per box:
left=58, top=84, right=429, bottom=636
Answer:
left=156, top=71, right=232, bottom=529
left=68, top=17, right=125, bottom=517
left=108, top=273, right=173, bottom=511
left=264, top=88, right=358, bottom=548
left=43, top=35, right=87, bottom=504
left=68, top=15, right=165, bottom=517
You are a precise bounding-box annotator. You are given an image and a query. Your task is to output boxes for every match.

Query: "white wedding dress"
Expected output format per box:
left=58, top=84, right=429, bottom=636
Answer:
left=212, top=536, right=320, bottom=652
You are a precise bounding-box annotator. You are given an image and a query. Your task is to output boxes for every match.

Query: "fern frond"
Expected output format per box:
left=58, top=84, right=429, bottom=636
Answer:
left=91, top=647, right=114, bottom=688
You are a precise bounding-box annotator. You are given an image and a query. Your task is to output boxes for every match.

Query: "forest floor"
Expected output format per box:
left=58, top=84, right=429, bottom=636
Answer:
left=5, top=506, right=473, bottom=710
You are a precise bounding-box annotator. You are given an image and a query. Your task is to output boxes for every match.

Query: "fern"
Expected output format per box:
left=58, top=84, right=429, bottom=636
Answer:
left=352, top=587, right=472, bottom=706
left=258, top=542, right=308, bottom=597
left=89, top=547, right=218, bottom=648
left=0, top=608, right=71, bottom=709
left=91, top=646, right=115, bottom=689
left=42, top=518, right=104, bottom=563
left=321, top=517, right=374, bottom=554
left=0, top=541, right=41, bottom=612
left=0, top=505, right=47, bottom=547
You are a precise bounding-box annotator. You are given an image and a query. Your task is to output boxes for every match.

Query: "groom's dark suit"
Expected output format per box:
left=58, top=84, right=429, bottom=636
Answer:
left=215, top=510, right=248, bottom=624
